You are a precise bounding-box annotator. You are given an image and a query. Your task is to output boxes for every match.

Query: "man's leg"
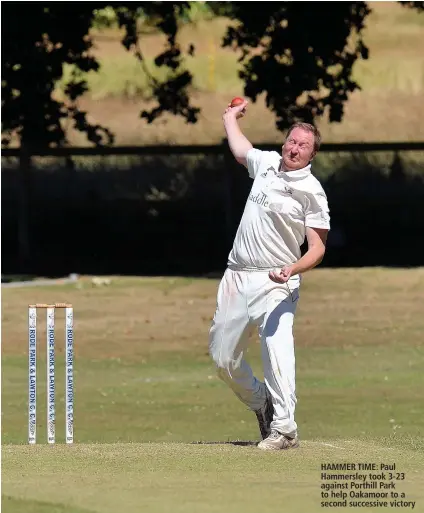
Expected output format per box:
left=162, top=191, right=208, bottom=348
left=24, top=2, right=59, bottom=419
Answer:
left=209, top=269, right=267, bottom=413
left=257, top=288, right=299, bottom=449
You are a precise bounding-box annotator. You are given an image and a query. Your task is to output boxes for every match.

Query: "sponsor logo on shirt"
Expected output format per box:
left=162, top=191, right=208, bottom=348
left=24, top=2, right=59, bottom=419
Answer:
left=248, top=190, right=269, bottom=208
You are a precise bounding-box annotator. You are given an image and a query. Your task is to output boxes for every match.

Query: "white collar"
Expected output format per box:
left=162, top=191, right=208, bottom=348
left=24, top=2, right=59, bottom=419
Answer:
left=277, top=163, right=311, bottom=180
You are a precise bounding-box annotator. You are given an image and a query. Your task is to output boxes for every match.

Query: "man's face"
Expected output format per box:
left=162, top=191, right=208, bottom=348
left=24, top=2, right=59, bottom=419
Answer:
left=282, top=128, right=315, bottom=171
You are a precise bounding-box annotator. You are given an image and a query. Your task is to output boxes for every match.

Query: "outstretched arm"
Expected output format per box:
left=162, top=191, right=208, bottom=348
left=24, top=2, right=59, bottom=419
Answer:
left=222, top=100, right=252, bottom=167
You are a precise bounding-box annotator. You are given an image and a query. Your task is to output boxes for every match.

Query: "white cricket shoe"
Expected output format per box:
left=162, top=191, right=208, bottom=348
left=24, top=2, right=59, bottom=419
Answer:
left=257, top=429, right=299, bottom=451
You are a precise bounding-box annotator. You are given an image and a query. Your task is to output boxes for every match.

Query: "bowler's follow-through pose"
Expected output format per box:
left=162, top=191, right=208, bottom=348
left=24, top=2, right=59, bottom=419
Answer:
left=209, top=99, right=331, bottom=450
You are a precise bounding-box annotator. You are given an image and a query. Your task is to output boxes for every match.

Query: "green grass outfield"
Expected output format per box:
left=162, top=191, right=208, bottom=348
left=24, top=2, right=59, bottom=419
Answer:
left=2, top=269, right=424, bottom=512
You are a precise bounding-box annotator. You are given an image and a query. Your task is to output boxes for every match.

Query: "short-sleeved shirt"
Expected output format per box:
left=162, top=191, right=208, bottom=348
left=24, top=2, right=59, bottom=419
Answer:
left=227, top=148, right=331, bottom=270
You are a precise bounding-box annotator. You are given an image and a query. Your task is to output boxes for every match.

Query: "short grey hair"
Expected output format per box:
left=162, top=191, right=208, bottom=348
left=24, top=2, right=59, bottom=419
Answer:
left=286, top=122, right=321, bottom=153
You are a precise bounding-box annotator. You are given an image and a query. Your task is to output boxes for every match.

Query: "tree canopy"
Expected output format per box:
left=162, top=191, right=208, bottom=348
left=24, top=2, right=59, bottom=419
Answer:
left=2, top=1, right=423, bottom=148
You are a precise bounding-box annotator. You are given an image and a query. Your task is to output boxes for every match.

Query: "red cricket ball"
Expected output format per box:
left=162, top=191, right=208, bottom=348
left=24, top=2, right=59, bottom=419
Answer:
left=230, top=97, right=245, bottom=107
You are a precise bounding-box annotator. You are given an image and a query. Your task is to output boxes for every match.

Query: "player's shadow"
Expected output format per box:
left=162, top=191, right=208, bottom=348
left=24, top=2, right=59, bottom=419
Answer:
left=191, top=440, right=258, bottom=447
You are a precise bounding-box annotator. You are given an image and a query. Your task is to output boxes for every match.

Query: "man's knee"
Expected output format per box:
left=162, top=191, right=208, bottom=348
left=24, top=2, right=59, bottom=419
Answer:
left=209, top=339, right=238, bottom=382
left=208, top=317, right=247, bottom=377
left=208, top=320, right=229, bottom=367
left=209, top=343, right=232, bottom=371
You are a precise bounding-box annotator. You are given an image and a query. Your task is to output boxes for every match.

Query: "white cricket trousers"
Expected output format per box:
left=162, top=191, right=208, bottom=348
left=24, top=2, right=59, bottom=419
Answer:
left=209, top=267, right=300, bottom=438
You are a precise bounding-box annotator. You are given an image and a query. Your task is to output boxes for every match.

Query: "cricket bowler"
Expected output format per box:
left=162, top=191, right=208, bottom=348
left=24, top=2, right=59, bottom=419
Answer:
left=209, top=99, right=331, bottom=450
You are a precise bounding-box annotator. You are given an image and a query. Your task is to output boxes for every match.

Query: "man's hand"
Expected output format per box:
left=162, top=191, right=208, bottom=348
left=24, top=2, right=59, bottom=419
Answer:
left=269, top=265, right=293, bottom=284
left=223, top=100, right=248, bottom=122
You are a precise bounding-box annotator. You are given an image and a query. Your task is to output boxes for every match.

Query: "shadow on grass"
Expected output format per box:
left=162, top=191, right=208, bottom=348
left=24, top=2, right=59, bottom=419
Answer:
left=191, top=440, right=258, bottom=446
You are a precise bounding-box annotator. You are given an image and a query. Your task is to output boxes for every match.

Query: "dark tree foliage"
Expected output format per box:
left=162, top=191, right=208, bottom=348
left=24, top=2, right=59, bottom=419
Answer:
left=1, top=2, right=198, bottom=148
left=1, top=2, right=422, bottom=147
left=399, top=1, right=424, bottom=11
left=1, top=3, right=111, bottom=148
left=214, top=1, right=371, bottom=129
left=111, top=2, right=200, bottom=124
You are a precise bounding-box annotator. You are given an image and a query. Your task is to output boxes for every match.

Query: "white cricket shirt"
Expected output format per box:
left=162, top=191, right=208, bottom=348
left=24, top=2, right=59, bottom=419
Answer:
left=227, top=148, right=331, bottom=270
